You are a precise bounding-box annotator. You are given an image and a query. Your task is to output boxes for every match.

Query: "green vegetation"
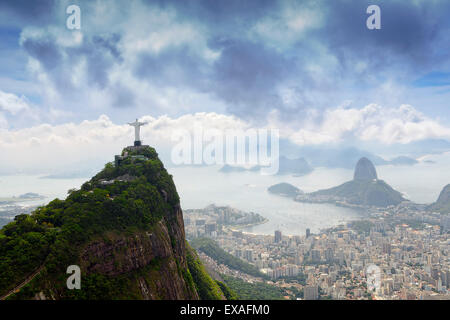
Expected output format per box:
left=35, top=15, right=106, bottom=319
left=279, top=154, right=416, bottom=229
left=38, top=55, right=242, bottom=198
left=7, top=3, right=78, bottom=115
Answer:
left=186, top=243, right=225, bottom=300
left=221, top=275, right=287, bottom=300
left=0, top=213, right=56, bottom=296
left=277, top=273, right=307, bottom=285
left=189, top=237, right=267, bottom=279
left=215, top=280, right=238, bottom=300
left=57, top=273, right=131, bottom=300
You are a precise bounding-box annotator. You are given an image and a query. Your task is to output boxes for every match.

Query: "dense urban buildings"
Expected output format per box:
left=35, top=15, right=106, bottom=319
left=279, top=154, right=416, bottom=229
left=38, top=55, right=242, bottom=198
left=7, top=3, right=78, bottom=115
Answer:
left=185, top=203, right=450, bottom=300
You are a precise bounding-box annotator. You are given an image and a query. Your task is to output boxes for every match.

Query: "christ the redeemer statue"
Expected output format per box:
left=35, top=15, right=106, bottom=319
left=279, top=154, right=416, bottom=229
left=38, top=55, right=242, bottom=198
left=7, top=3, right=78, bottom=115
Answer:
left=128, top=118, right=147, bottom=146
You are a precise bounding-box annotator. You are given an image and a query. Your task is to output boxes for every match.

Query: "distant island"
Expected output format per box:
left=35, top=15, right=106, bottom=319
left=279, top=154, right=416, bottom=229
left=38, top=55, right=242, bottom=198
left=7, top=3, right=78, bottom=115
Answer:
left=17, top=192, right=45, bottom=199
left=0, top=193, right=45, bottom=205
left=296, top=157, right=407, bottom=208
left=268, top=183, right=303, bottom=198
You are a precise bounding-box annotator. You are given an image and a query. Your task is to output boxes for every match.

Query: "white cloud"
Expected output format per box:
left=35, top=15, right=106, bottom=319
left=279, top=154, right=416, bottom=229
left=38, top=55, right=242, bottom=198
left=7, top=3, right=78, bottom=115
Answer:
left=0, top=113, right=7, bottom=128
left=121, top=4, right=219, bottom=62
left=287, top=104, right=450, bottom=145
left=0, top=90, right=73, bottom=128
left=0, top=90, right=30, bottom=115
left=250, top=1, right=324, bottom=49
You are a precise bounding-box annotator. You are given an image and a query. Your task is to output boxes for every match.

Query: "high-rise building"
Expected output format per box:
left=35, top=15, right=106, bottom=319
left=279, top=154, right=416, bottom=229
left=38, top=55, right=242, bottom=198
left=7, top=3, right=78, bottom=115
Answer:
left=336, top=250, right=345, bottom=265
left=325, top=247, right=334, bottom=262
left=205, top=223, right=217, bottom=235
left=446, top=270, right=450, bottom=289
left=274, top=230, right=282, bottom=243
left=306, top=228, right=311, bottom=238
left=244, top=249, right=253, bottom=262
left=304, top=285, right=319, bottom=300
left=382, top=242, right=391, bottom=255
left=195, top=219, right=206, bottom=226
left=287, top=264, right=299, bottom=277
left=311, top=249, right=321, bottom=263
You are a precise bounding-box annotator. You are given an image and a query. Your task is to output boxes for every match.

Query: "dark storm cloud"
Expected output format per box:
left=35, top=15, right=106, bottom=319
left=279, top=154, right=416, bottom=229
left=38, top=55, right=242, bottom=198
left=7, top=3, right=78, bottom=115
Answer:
left=0, top=0, right=57, bottom=27
left=22, top=36, right=62, bottom=70
left=76, top=33, right=123, bottom=88
left=92, top=34, right=122, bottom=61
left=21, top=34, right=76, bottom=93
left=146, top=0, right=275, bottom=25
left=22, top=32, right=124, bottom=90
left=209, top=40, right=291, bottom=117
left=111, top=83, right=136, bottom=108
left=132, top=38, right=296, bottom=118
left=134, top=45, right=210, bottom=90
left=316, top=0, right=450, bottom=74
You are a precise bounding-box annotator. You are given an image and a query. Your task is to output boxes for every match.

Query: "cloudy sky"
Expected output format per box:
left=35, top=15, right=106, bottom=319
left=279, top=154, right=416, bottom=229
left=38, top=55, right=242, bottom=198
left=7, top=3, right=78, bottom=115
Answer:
left=0, top=0, right=449, bottom=174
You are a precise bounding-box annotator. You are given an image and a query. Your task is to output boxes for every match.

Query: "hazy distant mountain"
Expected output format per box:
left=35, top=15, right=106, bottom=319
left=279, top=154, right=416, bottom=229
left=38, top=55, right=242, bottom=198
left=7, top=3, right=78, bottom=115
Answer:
left=279, top=141, right=384, bottom=169
left=388, top=156, right=418, bottom=166
left=278, top=156, right=313, bottom=176
left=219, top=164, right=253, bottom=173
left=310, top=157, right=406, bottom=207
left=220, top=156, right=313, bottom=176
left=369, top=139, right=450, bottom=158
left=39, top=170, right=94, bottom=179
left=279, top=140, right=419, bottom=169
left=429, top=184, right=450, bottom=213
left=268, top=183, right=303, bottom=198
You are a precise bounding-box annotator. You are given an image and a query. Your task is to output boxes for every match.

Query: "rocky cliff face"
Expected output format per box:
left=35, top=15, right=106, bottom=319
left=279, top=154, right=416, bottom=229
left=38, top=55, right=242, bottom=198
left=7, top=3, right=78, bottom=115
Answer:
left=79, top=214, right=197, bottom=299
left=353, top=157, right=378, bottom=180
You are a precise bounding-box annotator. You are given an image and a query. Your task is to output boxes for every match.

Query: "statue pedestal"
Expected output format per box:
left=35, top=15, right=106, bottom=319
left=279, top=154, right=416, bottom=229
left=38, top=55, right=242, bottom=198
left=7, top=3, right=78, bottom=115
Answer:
left=134, top=140, right=142, bottom=146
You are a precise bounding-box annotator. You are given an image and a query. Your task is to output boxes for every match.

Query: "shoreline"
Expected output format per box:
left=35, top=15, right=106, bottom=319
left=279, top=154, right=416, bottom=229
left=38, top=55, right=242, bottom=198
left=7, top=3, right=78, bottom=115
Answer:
left=226, top=218, right=269, bottom=231
left=293, top=198, right=370, bottom=212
